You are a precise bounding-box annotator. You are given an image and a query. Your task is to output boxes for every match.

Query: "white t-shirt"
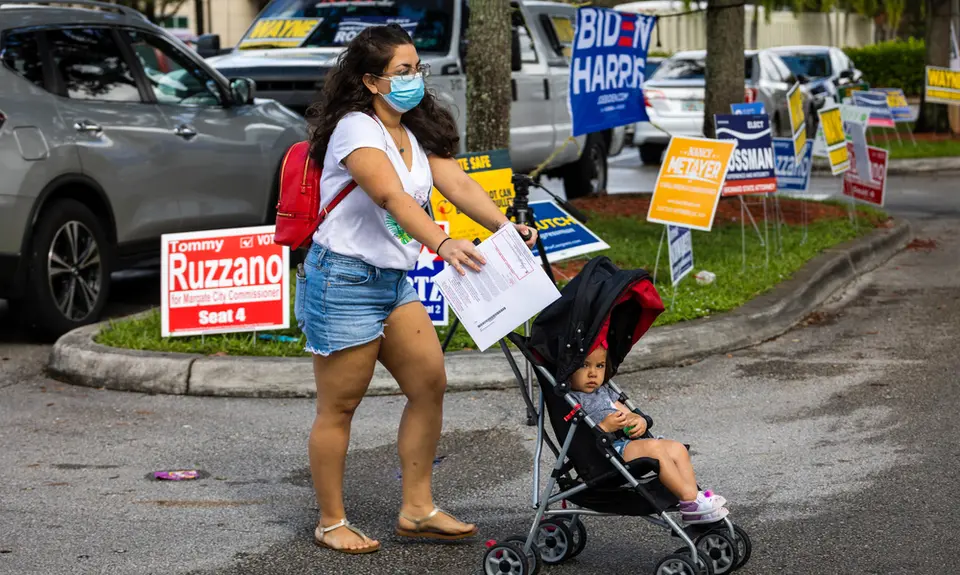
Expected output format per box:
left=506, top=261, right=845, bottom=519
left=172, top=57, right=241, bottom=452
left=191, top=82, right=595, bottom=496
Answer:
left=312, top=111, right=433, bottom=271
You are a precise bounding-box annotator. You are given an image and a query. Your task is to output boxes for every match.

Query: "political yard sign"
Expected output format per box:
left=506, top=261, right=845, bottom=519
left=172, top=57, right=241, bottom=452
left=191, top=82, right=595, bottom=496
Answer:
left=714, top=114, right=776, bottom=195
left=528, top=200, right=610, bottom=263
left=773, top=138, right=813, bottom=194
left=851, top=91, right=896, bottom=128
left=731, top=102, right=766, bottom=115
left=569, top=7, right=657, bottom=136
left=668, top=224, right=694, bottom=287
left=407, top=221, right=451, bottom=326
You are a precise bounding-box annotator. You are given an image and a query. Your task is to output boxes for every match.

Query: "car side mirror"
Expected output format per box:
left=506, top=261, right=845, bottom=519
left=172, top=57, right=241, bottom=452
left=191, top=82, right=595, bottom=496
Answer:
left=796, top=73, right=810, bottom=84
left=839, top=69, right=854, bottom=80
left=230, top=77, right=256, bottom=105
left=197, top=33, right=221, bottom=58
left=511, top=27, right=522, bottom=72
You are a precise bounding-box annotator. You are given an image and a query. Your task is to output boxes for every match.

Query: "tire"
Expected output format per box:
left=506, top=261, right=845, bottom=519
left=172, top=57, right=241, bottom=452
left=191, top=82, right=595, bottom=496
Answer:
left=554, top=514, right=587, bottom=558
left=695, top=529, right=740, bottom=574
left=485, top=540, right=540, bottom=575
left=20, top=199, right=112, bottom=341
left=639, top=143, right=666, bottom=165
left=562, top=134, right=608, bottom=200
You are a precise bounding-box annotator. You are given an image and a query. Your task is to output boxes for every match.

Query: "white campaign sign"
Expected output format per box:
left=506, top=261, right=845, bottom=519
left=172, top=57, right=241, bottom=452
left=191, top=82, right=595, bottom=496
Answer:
left=667, top=225, right=694, bottom=286
left=434, top=226, right=560, bottom=352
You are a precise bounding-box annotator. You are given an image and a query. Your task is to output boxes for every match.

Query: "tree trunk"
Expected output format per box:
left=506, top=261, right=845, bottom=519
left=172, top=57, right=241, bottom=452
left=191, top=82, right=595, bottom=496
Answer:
left=915, top=0, right=953, bottom=133
left=465, top=0, right=512, bottom=152
left=703, top=0, right=745, bottom=139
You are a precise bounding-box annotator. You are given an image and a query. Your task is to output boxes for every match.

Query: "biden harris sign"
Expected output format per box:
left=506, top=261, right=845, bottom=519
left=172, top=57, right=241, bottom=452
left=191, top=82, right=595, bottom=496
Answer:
left=569, top=7, right=657, bottom=137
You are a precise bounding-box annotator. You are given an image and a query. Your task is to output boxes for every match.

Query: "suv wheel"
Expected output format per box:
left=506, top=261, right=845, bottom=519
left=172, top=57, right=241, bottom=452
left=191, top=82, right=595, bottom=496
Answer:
left=639, top=143, right=666, bottom=165
left=563, top=134, right=608, bottom=200
left=21, top=199, right=111, bottom=341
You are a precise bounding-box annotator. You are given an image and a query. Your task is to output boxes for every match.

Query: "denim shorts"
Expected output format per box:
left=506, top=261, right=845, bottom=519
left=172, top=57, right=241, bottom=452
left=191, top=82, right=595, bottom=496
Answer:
left=294, top=243, right=420, bottom=356
left=612, top=438, right=630, bottom=456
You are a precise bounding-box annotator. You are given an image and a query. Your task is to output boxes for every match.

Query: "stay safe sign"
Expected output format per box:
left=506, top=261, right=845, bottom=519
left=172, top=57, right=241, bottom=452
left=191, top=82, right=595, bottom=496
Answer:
left=160, top=226, right=289, bottom=337
left=647, top=136, right=737, bottom=232
left=430, top=149, right=514, bottom=244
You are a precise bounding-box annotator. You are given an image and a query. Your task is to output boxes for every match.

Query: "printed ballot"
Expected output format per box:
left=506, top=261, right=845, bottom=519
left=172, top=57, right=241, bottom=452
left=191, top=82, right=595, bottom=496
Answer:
left=434, top=226, right=561, bottom=352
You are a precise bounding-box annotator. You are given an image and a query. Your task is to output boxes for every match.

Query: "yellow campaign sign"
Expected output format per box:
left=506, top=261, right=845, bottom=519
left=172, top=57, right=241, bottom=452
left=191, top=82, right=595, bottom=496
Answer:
left=787, top=82, right=807, bottom=160
left=886, top=90, right=909, bottom=109
left=925, top=66, right=960, bottom=106
left=646, top=136, right=738, bottom=232
left=817, top=106, right=850, bottom=175
left=430, top=149, right=515, bottom=242
left=239, top=18, right=322, bottom=48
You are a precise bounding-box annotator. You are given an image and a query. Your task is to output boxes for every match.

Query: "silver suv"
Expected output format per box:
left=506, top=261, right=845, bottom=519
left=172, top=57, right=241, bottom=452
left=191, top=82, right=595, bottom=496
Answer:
left=0, top=0, right=308, bottom=339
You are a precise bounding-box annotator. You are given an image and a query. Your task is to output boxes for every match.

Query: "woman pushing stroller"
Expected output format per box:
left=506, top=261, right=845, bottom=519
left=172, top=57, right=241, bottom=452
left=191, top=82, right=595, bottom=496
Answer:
left=568, top=339, right=729, bottom=525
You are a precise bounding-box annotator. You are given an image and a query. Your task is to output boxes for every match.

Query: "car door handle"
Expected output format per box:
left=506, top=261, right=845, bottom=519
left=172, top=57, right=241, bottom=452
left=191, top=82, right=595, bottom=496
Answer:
left=73, top=120, right=102, bottom=134
left=174, top=124, right=197, bottom=139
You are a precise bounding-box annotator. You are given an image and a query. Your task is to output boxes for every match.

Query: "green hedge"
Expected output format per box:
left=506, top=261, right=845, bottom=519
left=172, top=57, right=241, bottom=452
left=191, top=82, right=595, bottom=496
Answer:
left=843, top=38, right=926, bottom=97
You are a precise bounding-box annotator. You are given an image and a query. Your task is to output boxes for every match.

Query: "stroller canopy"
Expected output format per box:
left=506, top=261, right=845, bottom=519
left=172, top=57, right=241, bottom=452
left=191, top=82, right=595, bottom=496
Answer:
left=529, top=256, right=664, bottom=385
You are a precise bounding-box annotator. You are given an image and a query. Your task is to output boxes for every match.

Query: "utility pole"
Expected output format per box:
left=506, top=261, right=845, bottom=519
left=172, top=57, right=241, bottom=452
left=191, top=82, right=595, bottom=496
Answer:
left=195, top=0, right=205, bottom=35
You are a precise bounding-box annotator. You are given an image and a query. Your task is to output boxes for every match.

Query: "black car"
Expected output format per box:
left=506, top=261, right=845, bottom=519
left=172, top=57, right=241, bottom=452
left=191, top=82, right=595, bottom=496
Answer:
left=769, top=45, right=864, bottom=136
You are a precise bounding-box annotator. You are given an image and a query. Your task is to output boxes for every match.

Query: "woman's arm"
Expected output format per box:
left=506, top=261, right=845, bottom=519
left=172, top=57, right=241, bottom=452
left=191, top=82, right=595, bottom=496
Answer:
left=429, top=155, right=538, bottom=247
left=344, top=147, right=485, bottom=275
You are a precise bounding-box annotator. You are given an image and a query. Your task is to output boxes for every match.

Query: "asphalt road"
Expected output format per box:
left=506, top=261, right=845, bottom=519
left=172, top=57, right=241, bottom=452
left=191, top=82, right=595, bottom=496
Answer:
left=1, top=163, right=959, bottom=575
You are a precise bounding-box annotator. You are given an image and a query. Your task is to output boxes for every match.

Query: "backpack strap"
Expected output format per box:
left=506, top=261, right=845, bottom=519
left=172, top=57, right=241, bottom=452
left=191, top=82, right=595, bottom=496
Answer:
left=318, top=179, right=358, bottom=225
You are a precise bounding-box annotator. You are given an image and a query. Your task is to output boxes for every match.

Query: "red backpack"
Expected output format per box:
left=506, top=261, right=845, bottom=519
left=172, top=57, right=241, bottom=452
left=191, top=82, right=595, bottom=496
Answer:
left=273, top=141, right=357, bottom=250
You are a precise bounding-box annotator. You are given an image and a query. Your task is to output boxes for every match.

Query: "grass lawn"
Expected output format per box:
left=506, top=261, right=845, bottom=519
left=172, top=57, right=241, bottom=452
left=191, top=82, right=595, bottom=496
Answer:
left=868, top=128, right=960, bottom=160
left=96, top=198, right=886, bottom=357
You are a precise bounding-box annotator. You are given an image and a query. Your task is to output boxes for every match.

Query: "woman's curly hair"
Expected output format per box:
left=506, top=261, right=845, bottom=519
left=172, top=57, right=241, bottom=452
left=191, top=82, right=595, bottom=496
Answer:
left=306, top=24, right=460, bottom=164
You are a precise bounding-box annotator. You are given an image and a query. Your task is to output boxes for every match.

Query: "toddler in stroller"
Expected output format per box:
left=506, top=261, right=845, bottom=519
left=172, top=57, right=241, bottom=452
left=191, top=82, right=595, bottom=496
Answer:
left=482, top=256, right=751, bottom=575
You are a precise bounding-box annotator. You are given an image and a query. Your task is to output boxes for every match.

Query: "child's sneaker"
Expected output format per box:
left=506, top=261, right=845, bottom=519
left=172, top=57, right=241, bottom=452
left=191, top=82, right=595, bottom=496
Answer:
left=678, top=490, right=726, bottom=518
left=682, top=506, right=729, bottom=525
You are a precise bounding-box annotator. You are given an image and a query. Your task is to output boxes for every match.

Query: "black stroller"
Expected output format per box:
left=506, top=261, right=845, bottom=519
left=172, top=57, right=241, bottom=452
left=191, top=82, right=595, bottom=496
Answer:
left=480, top=256, right=752, bottom=575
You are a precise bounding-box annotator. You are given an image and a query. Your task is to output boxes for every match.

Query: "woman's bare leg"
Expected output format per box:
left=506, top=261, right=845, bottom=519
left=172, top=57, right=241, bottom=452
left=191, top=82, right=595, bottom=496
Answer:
left=622, top=439, right=698, bottom=501
left=378, top=301, right=475, bottom=536
left=310, top=339, right=381, bottom=550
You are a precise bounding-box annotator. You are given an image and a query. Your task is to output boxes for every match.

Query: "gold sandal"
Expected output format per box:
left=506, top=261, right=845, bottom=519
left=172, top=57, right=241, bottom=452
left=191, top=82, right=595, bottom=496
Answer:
left=395, top=507, right=478, bottom=540
left=314, top=518, right=380, bottom=554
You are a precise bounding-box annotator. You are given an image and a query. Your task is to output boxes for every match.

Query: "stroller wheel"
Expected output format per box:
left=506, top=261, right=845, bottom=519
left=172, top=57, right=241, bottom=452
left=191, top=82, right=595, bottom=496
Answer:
left=655, top=552, right=706, bottom=575
left=553, top=514, right=588, bottom=558
left=534, top=519, right=575, bottom=564
left=695, top=530, right=739, bottom=575
left=483, top=540, right=540, bottom=575
left=500, top=536, right=543, bottom=575
left=669, top=548, right=715, bottom=575
left=729, top=524, right=752, bottom=569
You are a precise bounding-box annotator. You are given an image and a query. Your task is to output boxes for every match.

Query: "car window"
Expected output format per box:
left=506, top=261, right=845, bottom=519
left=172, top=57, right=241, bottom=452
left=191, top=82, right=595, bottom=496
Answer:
left=511, top=9, right=538, bottom=64
left=46, top=27, right=141, bottom=102
left=777, top=52, right=830, bottom=79
left=768, top=53, right=795, bottom=83
left=124, top=30, right=222, bottom=107
left=1, top=30, right=45, bottom=90
left=541, top=13, right=574, bottom=60
left=652, top=56, right=752, bottom=81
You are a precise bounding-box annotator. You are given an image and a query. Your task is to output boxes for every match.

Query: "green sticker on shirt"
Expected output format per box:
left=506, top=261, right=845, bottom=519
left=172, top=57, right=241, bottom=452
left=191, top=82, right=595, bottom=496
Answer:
left=385, top=213, right=413, bottom=245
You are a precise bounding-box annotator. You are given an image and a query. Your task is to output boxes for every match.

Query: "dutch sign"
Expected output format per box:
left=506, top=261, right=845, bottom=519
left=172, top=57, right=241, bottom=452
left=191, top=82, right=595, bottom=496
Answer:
left=569, top=7, right=658, bottom=136
left=647, top=136, right=737, bottom=232
left=528, top=200, right=610, bottom=263
left=431, top=149, right=514, bottom=243
left=731, top=102, right=766, bottom=115
left=852, top=91, right=896, bottom=128
left=816, top=106, right=850, bottom=175
left=239, top=18, right=322, bottom=49
left=787, top=82, right=807, bottom=160
left=407, top=221, right=450, bottom=326
left=714, top=114, right=777, bottom=195
left=925, top=66, right=960, bottom=106
left=160, top=225, right=289, bottom=337
left=873, top=88, right=914, bottom=122
left=668, top=224, right=694, bottom=287
left=773, top=138, right=813, bottom=193
left=842, top=144, right=888, bottom=207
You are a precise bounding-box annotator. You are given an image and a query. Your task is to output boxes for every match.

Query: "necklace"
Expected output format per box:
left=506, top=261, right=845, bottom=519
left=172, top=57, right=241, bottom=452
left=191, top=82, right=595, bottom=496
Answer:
left=389, top=126, right=406, bottom=154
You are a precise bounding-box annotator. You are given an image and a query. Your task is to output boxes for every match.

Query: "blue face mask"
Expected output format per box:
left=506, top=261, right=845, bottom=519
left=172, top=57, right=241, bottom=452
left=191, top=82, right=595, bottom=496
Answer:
left=380, top=74, right=425, bottom=113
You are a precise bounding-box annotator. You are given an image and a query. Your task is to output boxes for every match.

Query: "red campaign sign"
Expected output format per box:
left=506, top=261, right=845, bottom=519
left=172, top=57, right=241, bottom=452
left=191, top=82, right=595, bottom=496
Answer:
left=160, top=225, right=289, bottom=337
left=841, top=143, right=887, bottom=207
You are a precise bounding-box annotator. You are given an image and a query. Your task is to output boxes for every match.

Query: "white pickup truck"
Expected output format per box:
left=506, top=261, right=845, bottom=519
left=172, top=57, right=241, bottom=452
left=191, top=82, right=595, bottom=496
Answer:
left=199, top=0, right=625, bottom=199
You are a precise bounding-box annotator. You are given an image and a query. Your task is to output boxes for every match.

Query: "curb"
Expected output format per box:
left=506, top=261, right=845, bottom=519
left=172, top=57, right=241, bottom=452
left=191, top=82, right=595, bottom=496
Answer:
left=47, top=220, right=912, bottom=398
left=812, top=155, right=960, bottom=175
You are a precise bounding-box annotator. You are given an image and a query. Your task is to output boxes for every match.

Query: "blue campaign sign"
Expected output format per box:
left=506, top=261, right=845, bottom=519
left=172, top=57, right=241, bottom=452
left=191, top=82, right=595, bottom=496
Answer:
left=732, top=102, right=766, bottom=115
left=528, top=200, right=610, bottom=263
left=406, top=222, right=449, bottom=326
left=773, top=137, right=813, bottom=193
left=667, top=225, right=693, bottom=286
left=851, top=91, right=896, bottom=128
left=715, top=114, right=777, bottom=195
left=873, top=88, right=914, bottom=122
left=569, top=7, right=658, bottom=137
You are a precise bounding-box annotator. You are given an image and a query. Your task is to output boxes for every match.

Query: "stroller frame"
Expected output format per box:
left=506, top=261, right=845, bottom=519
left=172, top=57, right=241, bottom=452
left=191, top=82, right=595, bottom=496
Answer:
left=491, top=333, right=744, bottom=574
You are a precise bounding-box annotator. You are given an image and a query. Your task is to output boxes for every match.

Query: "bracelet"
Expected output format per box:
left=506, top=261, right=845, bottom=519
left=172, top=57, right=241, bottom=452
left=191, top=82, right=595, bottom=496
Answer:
left=436, top=237, right=451, bottom=253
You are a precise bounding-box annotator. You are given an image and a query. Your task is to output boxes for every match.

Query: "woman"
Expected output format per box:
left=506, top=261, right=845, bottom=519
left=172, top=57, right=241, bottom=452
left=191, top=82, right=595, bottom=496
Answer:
left=296, top=24, right=538, bottom=555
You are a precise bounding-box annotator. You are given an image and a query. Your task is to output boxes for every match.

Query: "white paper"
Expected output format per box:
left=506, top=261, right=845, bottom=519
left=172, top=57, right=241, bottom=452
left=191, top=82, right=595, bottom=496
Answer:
left=434, top=225, right=561, bottom=351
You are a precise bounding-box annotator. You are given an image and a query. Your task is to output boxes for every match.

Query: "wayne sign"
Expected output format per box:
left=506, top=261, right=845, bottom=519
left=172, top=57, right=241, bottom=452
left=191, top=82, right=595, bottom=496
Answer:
left=161, top=225, right=290, bottom=337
